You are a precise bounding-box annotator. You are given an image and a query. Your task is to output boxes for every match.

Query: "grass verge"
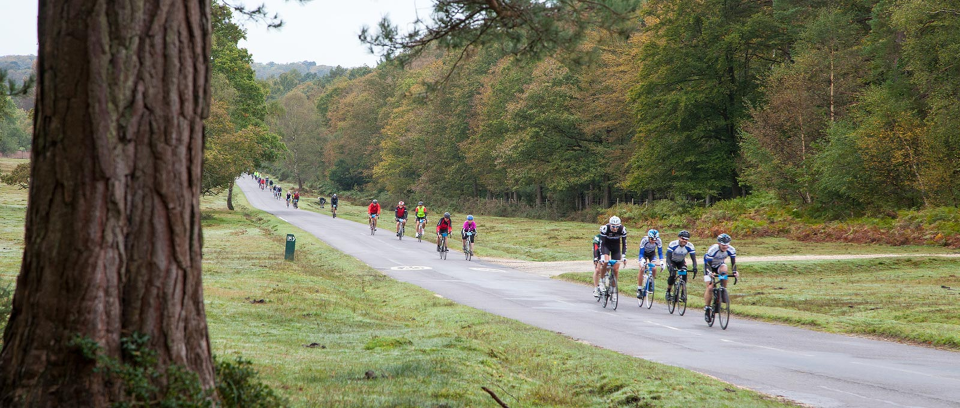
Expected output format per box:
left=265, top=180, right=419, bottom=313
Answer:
left=557, top=257, right=960, bottom=349
left=1, top=174, right=796, bottom=407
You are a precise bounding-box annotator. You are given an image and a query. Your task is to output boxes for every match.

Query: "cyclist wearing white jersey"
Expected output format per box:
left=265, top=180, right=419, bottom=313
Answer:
left=664, top=230, right=697, bottom=302
left=703, top=233, right=738, bottom=320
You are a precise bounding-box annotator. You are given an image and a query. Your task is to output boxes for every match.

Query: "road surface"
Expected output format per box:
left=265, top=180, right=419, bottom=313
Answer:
left=238, top=178, right=960, bottom=408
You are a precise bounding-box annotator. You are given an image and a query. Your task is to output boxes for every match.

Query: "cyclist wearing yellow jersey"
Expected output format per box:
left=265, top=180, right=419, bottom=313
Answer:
left=413, top=201, right=428, bottom=239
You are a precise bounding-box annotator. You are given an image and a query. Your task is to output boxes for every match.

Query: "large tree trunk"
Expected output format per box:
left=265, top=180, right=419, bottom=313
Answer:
left=0, top=0, right=215, bottom=405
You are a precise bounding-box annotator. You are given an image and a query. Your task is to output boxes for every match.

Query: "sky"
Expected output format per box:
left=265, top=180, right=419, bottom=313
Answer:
left=0, top=0, right=428, bottom=68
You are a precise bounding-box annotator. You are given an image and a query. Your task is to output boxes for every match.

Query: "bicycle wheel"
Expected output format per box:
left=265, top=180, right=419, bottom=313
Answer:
left=667, top=284, right=677, bottom=315
left=707, top=293, right=717, bottom=327
left=677, top=281, right=687, bottom=316
left=610, top=276, right=619, bottom=310
left=601, top=281, right=609, bottom=308
left=464, top=241, right=470, bottom=260
left=644, top=278, right=654, bottom=309
left=718, top=288, right=731, bottom=330
left=398, top=225, right=404, bottom=240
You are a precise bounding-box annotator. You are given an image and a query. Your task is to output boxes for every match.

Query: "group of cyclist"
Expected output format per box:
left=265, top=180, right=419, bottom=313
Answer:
left=592, top=216, right=738, bottom=320
left=365, top=199, right=478, bottom=254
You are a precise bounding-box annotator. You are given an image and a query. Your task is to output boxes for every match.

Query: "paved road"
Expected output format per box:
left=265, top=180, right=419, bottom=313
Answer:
left=239, top=178, right=960, bottom=408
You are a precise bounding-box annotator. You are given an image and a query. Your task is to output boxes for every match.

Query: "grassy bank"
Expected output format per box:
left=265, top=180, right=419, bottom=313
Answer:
left=0, top=174, right=795, bottom=406
left=558, top=257, right=960, bottom=349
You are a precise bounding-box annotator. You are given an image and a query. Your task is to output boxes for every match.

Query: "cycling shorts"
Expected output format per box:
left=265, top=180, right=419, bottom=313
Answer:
left=332, top=204, right=337, bottom=209
left=642, top=250, right=657, bottom=262
left=462, top=230, right=476, bottom=242
left=666, top=260, right=687, bottom=285
left=370, top=214, right=378, bottom=218
left=396, top=217, right=406, bottom=223
left=416, top=216, right=426, bottom=223
left=600, top=242, right=623, bottom=261
left=439, top=232, right=449, bottom=238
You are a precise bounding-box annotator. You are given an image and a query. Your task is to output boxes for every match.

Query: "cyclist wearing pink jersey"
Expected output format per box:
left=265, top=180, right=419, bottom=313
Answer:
left=461, top=215, right=478, bottom=256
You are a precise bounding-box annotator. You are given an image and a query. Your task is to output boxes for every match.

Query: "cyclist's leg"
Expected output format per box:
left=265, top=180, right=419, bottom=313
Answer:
left=666, top=262, right=678, bottom=294
left=704, top=265, right=715, bottom=306
left=595, top=246, right=611, bottom=287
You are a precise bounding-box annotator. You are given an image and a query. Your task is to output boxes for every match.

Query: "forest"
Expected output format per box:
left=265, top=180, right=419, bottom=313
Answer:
left=253, top=0, right=960, bottom=221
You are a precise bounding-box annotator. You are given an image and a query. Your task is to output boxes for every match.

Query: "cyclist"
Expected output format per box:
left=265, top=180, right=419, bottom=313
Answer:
left=462, top=215, right=478, bottom=256
left=319, top=196, right=326, bottom=208
left=368, top=199, right=381, bottom=231
left=664, top=230, right=697, bottom=302
left=285, top=191, right=291, bottom=208
left=637, top=229, right=665, bottom=299
left=293, top=190, right=300, bottom=209
left=413, top=201, right=428, bottom=238
left=592, top=232, right=603, bottom=284
left=703, top=233, right=738, bottom=321
left=395, top=201, right=408, bottom=237
left=331, top=194, right=339, bottom=217
left=594, top=216, right=627, bottom=298
left=436, top=212, right=453, bottom=252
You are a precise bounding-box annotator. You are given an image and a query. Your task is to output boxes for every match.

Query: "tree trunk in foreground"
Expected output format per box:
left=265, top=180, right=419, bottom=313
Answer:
left=0, top=0, right=215, bottom=405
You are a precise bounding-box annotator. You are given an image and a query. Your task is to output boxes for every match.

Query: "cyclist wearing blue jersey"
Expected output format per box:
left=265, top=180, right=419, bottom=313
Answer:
left=637, top=229, right=664, bottom=299
left=664, top=230, right=697, bottom=302
left=703, top=233, right=738, bottom=320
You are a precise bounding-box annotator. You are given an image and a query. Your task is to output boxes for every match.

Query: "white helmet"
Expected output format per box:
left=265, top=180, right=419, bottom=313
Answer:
left=609, top=216, right=622, bottom=226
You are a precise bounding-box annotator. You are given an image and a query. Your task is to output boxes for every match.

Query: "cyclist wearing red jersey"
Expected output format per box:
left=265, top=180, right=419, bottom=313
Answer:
left=395, top=201, right=408, bottom=237
left=436, top=212, right=452, bottom=252
left=368, top=199, right=381, bottom=231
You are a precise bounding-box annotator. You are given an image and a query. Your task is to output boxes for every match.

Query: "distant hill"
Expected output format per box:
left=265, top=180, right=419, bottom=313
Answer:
left=252, top=61, right=334, bottom=80
left=0, top=55, right=37, bottom=84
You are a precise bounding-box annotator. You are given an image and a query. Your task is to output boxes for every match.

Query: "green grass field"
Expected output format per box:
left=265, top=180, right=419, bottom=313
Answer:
left=557, top=257, right=960, bottom=349
left=0, top=169, right=794, bottom=407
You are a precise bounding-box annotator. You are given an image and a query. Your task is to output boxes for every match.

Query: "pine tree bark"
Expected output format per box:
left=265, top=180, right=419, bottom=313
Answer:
left=0, top=0, right=215, bottom=405
left=227, top=180, right=236, bottom=210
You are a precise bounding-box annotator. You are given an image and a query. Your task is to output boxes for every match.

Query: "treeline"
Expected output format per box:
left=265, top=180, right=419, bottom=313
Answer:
left=266, top=0, right=959, bottom=218
left=252, top=61, right=334, bottom=80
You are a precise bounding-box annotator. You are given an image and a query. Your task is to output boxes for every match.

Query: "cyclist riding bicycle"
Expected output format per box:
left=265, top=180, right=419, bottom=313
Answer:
left=413, top=201, right=428, bottom=238
left=594, top=216, right=627, bottom=298
left=395, top=201, right=408, bottom=237
left=664, top=230, right=698, bottom=302
left=436, top=212, right=453, bottom=252
left=461, top=215, right=478, bottom=256
left=638, top=229, right=664, bottom=299
left=703, top=233, right=738, bottom=321
left=293, top=191, right=300, bottom=208
left=285, top=191, right=291, bottom=207
left=331, top=194, right=339, bottom=216
left=368, top=199, right=381, bottom=231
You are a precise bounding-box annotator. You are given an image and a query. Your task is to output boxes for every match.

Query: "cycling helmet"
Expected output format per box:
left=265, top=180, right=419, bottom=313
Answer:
left=398, top=201, right=404, bottom=206
left=609, top=216, right=622, bottom=225
left=444, top=212, right=451, bottom=218
left=418, top=201, right=423, bottom=205
left=332, top=194, right=337, bottom=198
left=678, top=230, right=691, bottom=239
left=717, top=233, right=732, bottom=244
left=648, top=229, right=659, bottom=239
left=467, top=215, right=474, bottom=220
left=372, top=199, right=378, bottom=204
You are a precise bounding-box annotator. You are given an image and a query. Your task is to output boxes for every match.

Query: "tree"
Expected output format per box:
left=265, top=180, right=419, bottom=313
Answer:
left=269, top=91, right=323, bottom=190
left=0, top=0, right=214, bottom=405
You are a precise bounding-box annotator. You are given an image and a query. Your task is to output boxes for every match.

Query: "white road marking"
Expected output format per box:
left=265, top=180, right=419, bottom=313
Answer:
left=721, top=339, right=814, bottom=357
left=850, top=361, right=959, bottom=383
left=818, top=386, right=910, bottom=407
left=385, top=258, right=402, bottom=265
left=470, top=267, right=507, bottom=273
left=278, top=217, right=288, bottom=222
left=434, top=294, right=444, bottom=298
left=389, top=266, right=432, bottom=271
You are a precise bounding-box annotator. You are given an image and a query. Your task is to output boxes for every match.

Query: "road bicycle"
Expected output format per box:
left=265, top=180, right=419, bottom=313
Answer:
left=705, top=272, right=737, bottom=329
left=369, top=215, right=378, bottom=235
left=667, top=267, right=694, bottom=316
left=292, top=198, right=299, bottom=209
left=396, top=219, right=405, bottom=240
left=416, top=218, right=426, bottom=242
left=462, top=231, right=475, bottom=261
left=438, top=233, right=449, bottom=260
left=638, top=262, right=655, bottom=309
left=597, top=259, right=619, bottom=309
left=332, top=204, right=337, bottom=219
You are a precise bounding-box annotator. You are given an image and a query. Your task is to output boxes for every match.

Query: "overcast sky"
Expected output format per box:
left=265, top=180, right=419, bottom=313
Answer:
left=0, top=0, right=428, bottom=67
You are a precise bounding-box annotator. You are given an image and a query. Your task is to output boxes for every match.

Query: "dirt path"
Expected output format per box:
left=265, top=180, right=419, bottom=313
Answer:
left=484, top=253, right=960, bottom=278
